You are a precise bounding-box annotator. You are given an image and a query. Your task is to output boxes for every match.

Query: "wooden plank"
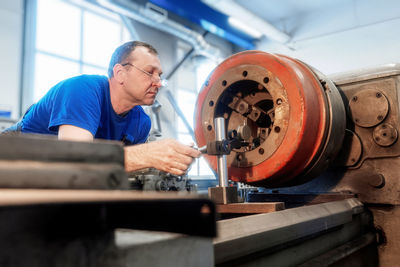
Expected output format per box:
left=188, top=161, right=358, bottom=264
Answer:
left=216, top=202, right=285, bottom=214
left=248, top=193, right=355, bottom=208
left=0, top=189, right=206, bottom=206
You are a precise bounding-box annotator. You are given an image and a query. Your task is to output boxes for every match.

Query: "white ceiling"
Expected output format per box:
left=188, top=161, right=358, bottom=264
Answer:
left=231, top=0, right=400, bottom=41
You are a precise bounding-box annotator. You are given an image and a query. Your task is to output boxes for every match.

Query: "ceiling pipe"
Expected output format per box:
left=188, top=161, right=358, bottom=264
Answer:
left=96, top=0, right=222, bottom=61
left=202, top=0, right=290, bottom=43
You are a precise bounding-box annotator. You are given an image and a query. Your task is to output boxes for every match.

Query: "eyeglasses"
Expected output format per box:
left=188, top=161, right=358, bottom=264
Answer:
left=121, top=62, right=168, bottom=87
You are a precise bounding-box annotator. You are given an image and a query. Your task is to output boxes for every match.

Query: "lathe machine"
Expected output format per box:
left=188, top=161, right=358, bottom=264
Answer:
left=194, top=50, right=400, bottom=266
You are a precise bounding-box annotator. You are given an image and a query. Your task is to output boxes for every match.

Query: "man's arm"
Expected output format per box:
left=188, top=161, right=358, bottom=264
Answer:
left=58, top=124, right=94, bottom=142
left=58, top=126, right=200, bottom=175
left=124, top=139, right=201, bottom=176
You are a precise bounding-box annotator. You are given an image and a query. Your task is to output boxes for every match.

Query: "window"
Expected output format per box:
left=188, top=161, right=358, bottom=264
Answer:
left=175, top=50, right=217, bottom=178
left=28, top=0, right=130, bottom=103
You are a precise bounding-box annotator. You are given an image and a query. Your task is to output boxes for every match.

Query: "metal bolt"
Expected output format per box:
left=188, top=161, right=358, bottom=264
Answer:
left=276, top=98, right=282, bottom=105
left=263, top=77, right=269, bottom=83
left=222, top=80, right=227, bottom=86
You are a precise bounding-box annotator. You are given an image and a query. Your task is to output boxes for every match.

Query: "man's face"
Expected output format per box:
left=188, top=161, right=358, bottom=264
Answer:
left=122, top=46, right=163, bottom=106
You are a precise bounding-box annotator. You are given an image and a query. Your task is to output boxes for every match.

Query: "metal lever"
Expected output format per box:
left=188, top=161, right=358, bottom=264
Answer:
left=215, top=117, right=229, bottom=188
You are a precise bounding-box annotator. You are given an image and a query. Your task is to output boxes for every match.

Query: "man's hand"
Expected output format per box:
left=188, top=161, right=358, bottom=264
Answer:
left=124, top=139, right=201, bottom=175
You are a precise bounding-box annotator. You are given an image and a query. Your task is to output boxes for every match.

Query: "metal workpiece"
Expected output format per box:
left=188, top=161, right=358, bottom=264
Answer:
left=208, top=186, right=238, bottom=204
left=0, top=133, right=124, bottom=164
left=0, top=134, right=128, bottom=189
left=0, top=190, right=216, bottom=267
left=214, top=117, right=229, bottom=188
left=0, top=189, right=216, bottom=237
left=213, top=198, right=375, bottom=265
left=194, top=51, right=345, bottom=187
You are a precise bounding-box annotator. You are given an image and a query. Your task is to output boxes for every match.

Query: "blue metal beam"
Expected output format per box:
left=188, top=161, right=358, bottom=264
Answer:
left=149, top=0, right=255, bottom=49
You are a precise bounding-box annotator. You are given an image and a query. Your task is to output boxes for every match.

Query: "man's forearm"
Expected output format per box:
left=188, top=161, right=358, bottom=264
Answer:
left=123, top=139, right=201, bottom=175
left=124, top=143, right=151, bottom=172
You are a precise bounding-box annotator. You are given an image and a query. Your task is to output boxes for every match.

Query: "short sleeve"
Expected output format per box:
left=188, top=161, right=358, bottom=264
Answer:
left=135, top=115, right=151, bottom=143
left=48, top=76, right=102, bottom=135
left=124, top=107, right=151, bottom=145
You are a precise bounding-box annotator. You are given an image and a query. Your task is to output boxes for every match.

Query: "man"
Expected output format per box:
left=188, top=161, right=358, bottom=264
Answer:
left=4, top=41, right=200, bottom=175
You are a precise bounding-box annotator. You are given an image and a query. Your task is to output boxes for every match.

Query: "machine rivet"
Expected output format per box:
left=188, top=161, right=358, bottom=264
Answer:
left=376, top=92, right=382, bottom=98
left=276, top=98, right=282, bottom=105
left=242, top=71, right=248, bottom=77
left=377, top=115, right=384, bottom=121
left=274, top=126, right=281, bottom=133
left=222, top=80, right=227, bottom=86
left=209, top=100, right=214, bottom=107
left=207, top=125, right=212, bottom=131
left=263, top=77, right=269, bottom=83
left=352, top=96, right=358, bottom=102
left=258, top=148, right=264, bottom=155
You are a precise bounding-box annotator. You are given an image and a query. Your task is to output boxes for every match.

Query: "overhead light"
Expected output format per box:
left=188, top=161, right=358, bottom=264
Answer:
left=203, top=0, right=290, bottom=43
left=228, top=17, right=263, bottom=39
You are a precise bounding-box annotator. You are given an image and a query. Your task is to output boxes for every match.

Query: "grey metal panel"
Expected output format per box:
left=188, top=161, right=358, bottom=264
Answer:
left=329, top=63, right=400, bottom=85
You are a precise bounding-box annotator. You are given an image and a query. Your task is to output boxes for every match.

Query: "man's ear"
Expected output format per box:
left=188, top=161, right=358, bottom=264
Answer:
left=113, top=64, right=125, bottom=84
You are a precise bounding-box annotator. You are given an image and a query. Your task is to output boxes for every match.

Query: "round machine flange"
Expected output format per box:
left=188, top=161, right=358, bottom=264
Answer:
left=373, top=123, right=398, bottom=147
left=335, top=129, right=363, bottom=167
left=194, top=50, right=346, bottom=187
left=349, top=89, right=389, bottom=127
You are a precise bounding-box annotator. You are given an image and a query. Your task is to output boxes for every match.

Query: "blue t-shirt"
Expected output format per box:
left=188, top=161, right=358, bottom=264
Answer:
left=21, top=75, right=151, bottom=145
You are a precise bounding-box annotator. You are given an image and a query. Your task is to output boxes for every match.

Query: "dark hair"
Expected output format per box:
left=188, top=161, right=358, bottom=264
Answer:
left=107, top=41, right=158, bottom=78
